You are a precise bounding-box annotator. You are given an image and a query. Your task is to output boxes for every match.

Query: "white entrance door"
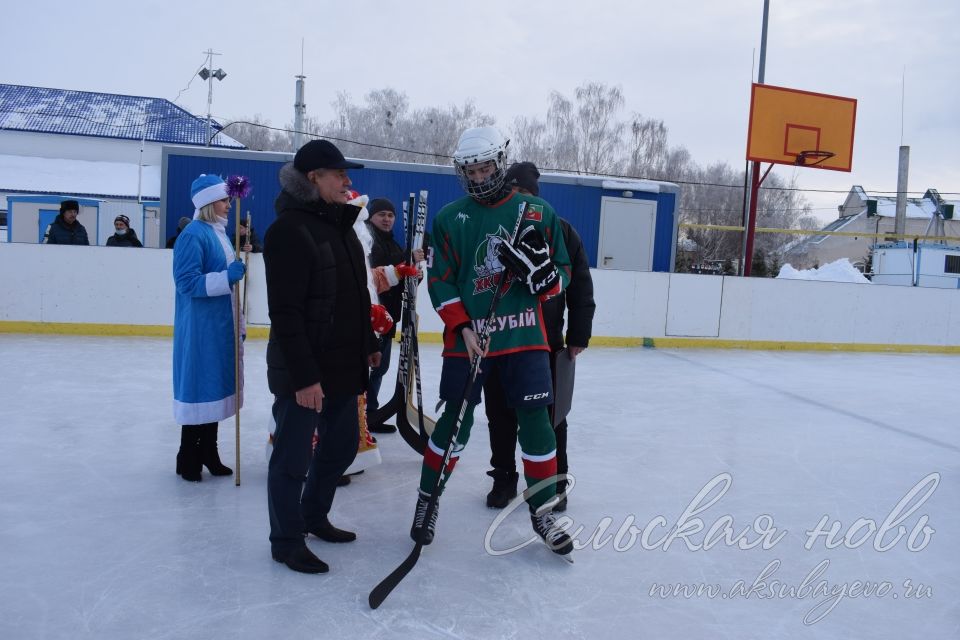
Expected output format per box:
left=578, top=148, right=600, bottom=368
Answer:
left=597, top=197, right=657, bottom=271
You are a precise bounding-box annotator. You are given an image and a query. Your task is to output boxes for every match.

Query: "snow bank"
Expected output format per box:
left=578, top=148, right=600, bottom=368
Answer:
left=776, top=258, right=871, bottom=284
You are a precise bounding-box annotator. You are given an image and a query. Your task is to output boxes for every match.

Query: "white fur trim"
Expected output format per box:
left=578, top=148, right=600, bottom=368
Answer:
left=384, top=265, right=401, bottom=287
left=205, top=271, right=231, bottom=297
left=191, top=182, right=229, bottom=210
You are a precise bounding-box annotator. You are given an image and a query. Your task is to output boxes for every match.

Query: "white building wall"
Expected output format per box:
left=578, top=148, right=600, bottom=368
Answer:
left=2, top=242, right=958, bottom=349
left=0, top=129, right=164, bottom=166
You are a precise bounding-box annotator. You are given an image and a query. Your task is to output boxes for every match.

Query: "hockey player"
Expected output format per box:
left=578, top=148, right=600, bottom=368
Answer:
left=410, top=126, right=574, bottom=556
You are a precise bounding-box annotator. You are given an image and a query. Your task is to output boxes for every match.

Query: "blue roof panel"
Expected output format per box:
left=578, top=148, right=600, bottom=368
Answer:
left=0, top=84, right=244, bottom=148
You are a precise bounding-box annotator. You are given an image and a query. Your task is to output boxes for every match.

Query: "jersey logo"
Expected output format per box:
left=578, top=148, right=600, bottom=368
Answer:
left=523, top=204, right=543, bottom=222
left=455, top=211, right=470, bottom=223
left=472, top=225, right=513, bottom=295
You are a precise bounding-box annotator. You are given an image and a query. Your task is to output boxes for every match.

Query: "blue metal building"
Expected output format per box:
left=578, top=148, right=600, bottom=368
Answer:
left=162, top=146, right=680, bottom=271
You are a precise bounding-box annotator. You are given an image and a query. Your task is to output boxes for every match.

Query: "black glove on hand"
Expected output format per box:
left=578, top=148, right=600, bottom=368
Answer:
left=497, top=225, right=559, bottom=296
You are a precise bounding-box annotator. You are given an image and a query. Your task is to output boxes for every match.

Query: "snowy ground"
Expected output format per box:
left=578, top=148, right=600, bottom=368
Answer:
left=1, top=335, right=957, bottom=640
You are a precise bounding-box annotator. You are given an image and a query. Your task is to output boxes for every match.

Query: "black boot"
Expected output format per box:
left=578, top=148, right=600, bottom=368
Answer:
left=306, top=516, right=357, bottom=543
left=200, top=423, right=233, bottom=476
left=177, top=426, right=202, bottom=482
left=555, top=479, right=568, bottom=512
left=485, top=469, right=519, bottom=508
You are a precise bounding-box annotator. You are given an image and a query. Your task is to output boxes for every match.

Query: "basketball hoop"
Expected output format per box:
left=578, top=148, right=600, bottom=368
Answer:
left=794, top=150, right=836, bottom=167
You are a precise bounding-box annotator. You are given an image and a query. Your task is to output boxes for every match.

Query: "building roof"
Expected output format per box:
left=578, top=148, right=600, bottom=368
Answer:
left=0, top=84, right=243, bottom=148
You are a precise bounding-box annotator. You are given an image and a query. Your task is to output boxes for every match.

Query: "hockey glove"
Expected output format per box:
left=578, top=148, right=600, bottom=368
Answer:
left=370, top=304, right=394, bottom=335
left=394, top=263, right=420, bottom=278
left=496, top=225, right=559, bottom=296
left=227, top=260, right=246, bottom=285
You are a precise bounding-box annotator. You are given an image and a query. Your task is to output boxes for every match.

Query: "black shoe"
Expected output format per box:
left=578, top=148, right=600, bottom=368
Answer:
left=200, top=423, right=233, bottom=476
left=306, top=517, right=356, bottom=543
left=410, top=490, right=439, bottom=545
left=336, top=475, right=351, bottom=487
left=272, top=546, right=329, bottom=574
left=530, top=505, right=573, bottom=555
left=555, top=479, right=568, bottom=512
left=177, top=426, right=202, bottom=482
left=369, top=422, right=397, bottom=434
left=485, top=469, right=519, bottom=509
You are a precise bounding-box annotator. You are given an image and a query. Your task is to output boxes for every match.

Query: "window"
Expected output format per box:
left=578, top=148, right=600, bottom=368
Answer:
left=945, top=255, right=960, bottom=274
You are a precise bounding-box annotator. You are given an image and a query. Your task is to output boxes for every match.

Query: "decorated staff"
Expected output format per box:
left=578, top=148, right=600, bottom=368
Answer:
left=226, top=175, right=252, bottom=486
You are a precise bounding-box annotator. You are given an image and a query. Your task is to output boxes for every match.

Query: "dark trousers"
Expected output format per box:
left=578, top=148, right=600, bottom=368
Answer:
left=484, top=349, right=568, bottom=476
left=267, top=394, right=359, bottom=554
left=366, top=335, right=393, bottom=413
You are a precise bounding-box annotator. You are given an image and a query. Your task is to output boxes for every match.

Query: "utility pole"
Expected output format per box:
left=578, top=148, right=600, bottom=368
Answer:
left=198, top=48, right=226, bottom=146
left=743, top=0, right=770, bottom=277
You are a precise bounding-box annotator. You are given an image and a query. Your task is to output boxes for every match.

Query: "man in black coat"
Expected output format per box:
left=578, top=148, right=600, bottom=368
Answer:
left=483, top=162, right=596, bottom=511
left=264, top=139, right=381, bottom=574
left=45, top=200, right=90, bottom=245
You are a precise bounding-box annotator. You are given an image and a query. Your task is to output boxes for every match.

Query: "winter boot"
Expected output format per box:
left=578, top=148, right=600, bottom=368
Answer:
left=530, top=504, right=573, bottom=556
left=200, top=423, right=233, bottom=476
left=306, top=516, right=357, bottom=543
left=177, top=425, right=202, bottom=482
left=555, top=479, right=568, bottom=512
left=369, top=422, right=397, bottom=434
left=410, top=490, right=439, bottom=545
left=485, top=469, right=519, bottom=509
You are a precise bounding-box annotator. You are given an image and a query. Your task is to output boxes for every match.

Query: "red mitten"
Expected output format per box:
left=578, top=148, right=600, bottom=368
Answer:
left=370, top=304, right=394, bottom=335
left=395, top=262, right=420, bottom=278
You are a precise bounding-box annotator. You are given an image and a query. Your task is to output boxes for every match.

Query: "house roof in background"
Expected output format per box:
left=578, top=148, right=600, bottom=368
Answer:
left=0, top=84, right=243, bottom=148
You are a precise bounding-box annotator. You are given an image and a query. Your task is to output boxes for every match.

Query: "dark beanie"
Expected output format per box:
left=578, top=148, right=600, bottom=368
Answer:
left=368, top=198, right=396, bottom=215
left=60, top=200, right=80, bottom=214
left=504, top=162, right=541, bottom=196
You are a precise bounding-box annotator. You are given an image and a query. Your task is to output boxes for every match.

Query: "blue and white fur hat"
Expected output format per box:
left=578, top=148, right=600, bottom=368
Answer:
left=190, top=174, right=229, bottom=215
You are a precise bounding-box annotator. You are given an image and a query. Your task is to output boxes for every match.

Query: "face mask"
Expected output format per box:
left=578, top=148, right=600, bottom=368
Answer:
left=115, top=228, right=127, bottom=235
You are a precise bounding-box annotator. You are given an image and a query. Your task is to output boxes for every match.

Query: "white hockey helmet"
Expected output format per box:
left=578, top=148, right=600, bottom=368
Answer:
left=452, top=126, right=510, bottom=201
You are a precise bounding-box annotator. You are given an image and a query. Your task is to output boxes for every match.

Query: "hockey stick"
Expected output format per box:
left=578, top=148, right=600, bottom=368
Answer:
left=408, top=191, right=428, bottom=438
left=368, top=201, right=529, bottom=610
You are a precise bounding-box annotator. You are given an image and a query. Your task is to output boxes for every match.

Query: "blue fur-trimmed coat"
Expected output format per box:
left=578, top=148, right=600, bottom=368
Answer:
left=172, top=218, right=245, bottom=424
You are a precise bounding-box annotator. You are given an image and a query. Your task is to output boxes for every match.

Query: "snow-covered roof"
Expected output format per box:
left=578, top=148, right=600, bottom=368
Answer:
left=847, top=185, right=951, bottom=219
left=0, top=154, right=160, bottom=200
left=0, top=84, right=243, bottom=148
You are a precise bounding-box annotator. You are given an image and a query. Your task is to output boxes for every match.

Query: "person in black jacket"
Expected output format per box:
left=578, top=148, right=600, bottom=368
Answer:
left=483, top=162, right=596, bottom=511
left=264, top=139, right=381, bottom=575
left=45, top=200, right=90, bottom=245
left=364, top=197, right=424, bottom=434
left=232, top=218, right=263, bottom=253
left=166, top=217, right=191, bottom=249
left=105, top=214, right=143, bottom=247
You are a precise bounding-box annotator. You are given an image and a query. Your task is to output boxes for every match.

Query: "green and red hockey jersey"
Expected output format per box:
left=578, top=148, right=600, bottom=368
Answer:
left=428, top=190, right=572, bottom=357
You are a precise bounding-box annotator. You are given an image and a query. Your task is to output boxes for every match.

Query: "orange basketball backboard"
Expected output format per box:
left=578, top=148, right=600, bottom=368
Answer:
left=746, top=83, right=857, bottom=172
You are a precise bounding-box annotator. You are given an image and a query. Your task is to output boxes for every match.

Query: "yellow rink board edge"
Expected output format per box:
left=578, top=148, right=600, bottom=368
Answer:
left=1, top=321, right=957, bottom=354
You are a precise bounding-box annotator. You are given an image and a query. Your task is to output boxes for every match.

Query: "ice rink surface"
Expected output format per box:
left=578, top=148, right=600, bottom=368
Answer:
left=0, top=335, right=957, bottom=640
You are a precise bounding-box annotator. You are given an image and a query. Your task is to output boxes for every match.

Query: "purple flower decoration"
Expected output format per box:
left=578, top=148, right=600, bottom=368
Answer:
left=226, top=175, right=252, bottom=199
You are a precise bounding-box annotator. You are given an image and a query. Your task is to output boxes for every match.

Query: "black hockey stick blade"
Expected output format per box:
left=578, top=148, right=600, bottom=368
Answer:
left=368, top=542, right=424, bottom=609
left=395, top=403, right=427, bottom=453
left=368, top=387, right=403, bottom=427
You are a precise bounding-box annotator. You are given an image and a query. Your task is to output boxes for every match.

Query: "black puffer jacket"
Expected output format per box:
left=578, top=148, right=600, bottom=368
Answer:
left=366, top=222, right=406, bottom=338
left=106, top=229, right=143, bottom=247
left=542, top=219, right=596, bottom=350
left=46, top=215, right=90, bottom=245
left=264, top=163, right=378, bottom=397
